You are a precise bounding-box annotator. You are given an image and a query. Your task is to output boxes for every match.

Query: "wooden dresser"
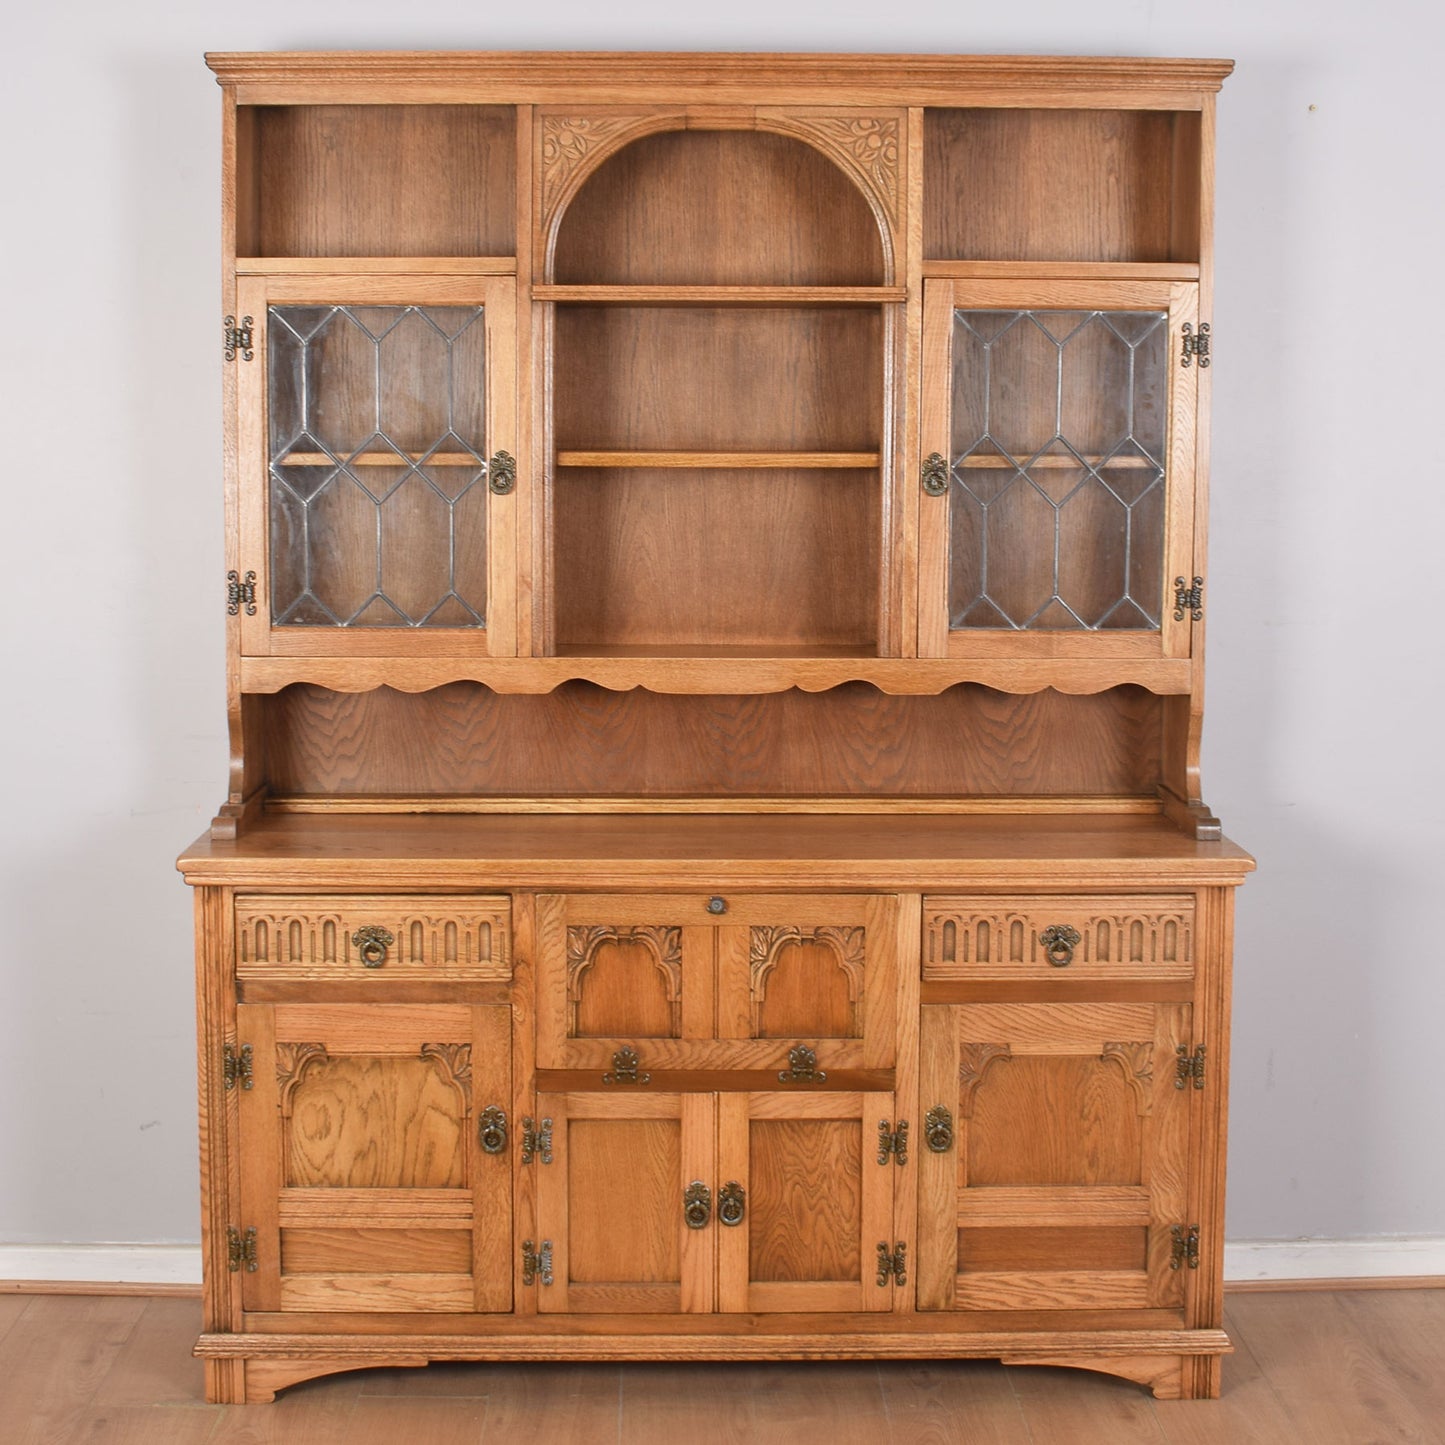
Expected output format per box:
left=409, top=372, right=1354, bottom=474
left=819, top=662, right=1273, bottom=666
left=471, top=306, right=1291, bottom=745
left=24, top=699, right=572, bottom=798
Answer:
left=179, top=51, right=1251, bottom=1403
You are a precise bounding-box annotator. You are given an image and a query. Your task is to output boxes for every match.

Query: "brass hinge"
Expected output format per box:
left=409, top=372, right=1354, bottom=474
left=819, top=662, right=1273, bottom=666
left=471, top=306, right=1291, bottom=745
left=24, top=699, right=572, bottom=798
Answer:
left=520, top=1115, right=554, bottom=1165
left=521, top=1239, right=554, bottom=1287
left=1173, top=576, right=1204, bottom=622
left=226, top=1226, right=258, bottom=1273
left=875, top=1241, right=908, bottom=1286
left=1169, top=1223, right=1201, bottom=1271
left=877, top=1119, right=909, bottom=1166
left=1180, top=321, right=1211, bottom=368
left=778, top=1044, right=827, bottom=1084
left=224, top=315, right=254, bottom=362
left=602, top=1047, right=651, bottom=1085
left=226, top=570, right=257, bottom=617
left=222, top=1042, right=253, bottom=1091
left=924, top=1106, right=955, bottom=1153
left=1175, top=1043, right=1207, bottom=1091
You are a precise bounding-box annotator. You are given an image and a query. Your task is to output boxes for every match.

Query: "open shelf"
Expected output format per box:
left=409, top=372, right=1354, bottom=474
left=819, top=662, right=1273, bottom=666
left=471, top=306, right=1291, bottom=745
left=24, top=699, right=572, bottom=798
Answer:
left=556, top=451, right=881, bottom=470
left=535, top=286, right=903, bottom=305
left=924, top=109, right=1202, bottom=264
left=237, top=104, right=517, bottom=257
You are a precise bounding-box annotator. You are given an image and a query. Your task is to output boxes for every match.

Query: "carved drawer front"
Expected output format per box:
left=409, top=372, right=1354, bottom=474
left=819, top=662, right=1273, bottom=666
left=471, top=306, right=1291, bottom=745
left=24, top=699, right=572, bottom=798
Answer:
left=923, top=894, right=1195, bottom=982
left=235, top=895, right=510, bottom=981
left=536, top=893, right=898, bottom=1073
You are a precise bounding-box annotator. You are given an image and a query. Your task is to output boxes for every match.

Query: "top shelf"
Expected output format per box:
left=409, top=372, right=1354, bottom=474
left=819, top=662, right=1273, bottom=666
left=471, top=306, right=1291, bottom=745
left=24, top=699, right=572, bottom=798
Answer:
left=535, top=286, right=906, bottom=306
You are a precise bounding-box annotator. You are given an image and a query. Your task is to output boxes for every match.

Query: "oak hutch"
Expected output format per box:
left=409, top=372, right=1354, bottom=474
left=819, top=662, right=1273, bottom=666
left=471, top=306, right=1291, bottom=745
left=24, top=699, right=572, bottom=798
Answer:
left=179, top=50, right=1252, bottom=1403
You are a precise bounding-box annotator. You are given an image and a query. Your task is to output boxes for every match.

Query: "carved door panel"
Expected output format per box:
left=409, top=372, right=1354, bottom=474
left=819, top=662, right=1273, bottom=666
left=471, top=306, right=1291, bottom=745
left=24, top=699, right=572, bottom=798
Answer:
left=535, top=1091, right=716, bottom=1314
left=917, top=1002, right=1190, bottom=1314
left=236, top=1003, right=511, bottom=1314
left=919, top=278, right=1199, bottom=666
left=535, top=894, right=716, bottom=1071
left=715, top=894, right=899, bottom=1072
left=716, top=1091, right=897, bottom=1313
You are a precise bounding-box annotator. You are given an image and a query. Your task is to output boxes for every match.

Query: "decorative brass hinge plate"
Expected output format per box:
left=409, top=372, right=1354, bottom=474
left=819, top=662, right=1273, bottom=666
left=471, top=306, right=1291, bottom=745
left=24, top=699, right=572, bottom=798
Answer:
left=778, top=1044, right=827, bottom=1084
left=222, top=1042, right=253, bottom=1092
left=226, top=570, right=257, bottom=617
left=226, top=1226, right=258, bottom=1273
left=877, top=1118, right=909, bottom=1166
left=522, top=1239, right=553, bottom=1287
left=1180, top=321, right=1211, bottom=368
left=924, top=1105, right=955, bottom=1153
left=1175, top=1043, right=1207, bottom=1091
left=224, top=315, right=254, bottom=362
left=875, top=1240, right=908, bottom=1286
left=603, top=1047, right=651, bottom=1085
left=521, top=1115, right=554, bottom=1165
left=1174, top=575, right=1204, bottom=622
left=1169, top=1223, right=1201, bottom=1271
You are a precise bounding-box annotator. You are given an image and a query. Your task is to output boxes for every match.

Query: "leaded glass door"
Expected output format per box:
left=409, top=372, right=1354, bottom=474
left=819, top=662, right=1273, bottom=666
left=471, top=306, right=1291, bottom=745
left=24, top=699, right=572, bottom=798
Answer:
left=236, top=274, right=517, bottom=657
left=920, top=280, right=1198, bottom=664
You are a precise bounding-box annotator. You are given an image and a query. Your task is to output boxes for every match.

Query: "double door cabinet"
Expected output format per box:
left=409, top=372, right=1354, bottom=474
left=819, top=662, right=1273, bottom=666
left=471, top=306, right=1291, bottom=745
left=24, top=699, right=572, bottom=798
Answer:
left=185, top=52, right=1250, bottom=1403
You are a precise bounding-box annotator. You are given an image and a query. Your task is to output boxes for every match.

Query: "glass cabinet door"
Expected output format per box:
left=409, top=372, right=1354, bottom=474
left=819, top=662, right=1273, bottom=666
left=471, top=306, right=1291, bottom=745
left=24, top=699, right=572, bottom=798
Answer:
left=235, top=274, right=517, bottom=656
left=920, top=280, right=1199, bottom=663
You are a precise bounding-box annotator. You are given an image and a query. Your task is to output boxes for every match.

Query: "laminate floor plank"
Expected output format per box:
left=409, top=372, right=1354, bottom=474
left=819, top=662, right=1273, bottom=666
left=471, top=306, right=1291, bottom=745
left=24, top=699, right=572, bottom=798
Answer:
left=472, top=1361, right=620, bottom=1444
left=1010, top=1364, right=1168, bottom=1444
left=0, top=1295, right=32, bottom=1347
left=617, top=1362, right=759, bottom=1444
left=1227, top=1290, right=1444, bottom=1445
left=0, top=1295, right=148, bottom=1445
left=874, top=1359, right=1030, bottom=1443
left=357, top=1360, right=492, bottom=1396
left=1152, top=1305, right=1298, bottom=1445
left=340, top=1397, right=487, bottom=1444
left=1335, top=1289, right=1445, bottom=1433
left=61, top=1404, right=222, bottom=1444
left=674, top=1362, right=887, bottom=1445
left=91, top=1298, right=206, bottom=1406
left=207, top=1369, right=363, bottom=1445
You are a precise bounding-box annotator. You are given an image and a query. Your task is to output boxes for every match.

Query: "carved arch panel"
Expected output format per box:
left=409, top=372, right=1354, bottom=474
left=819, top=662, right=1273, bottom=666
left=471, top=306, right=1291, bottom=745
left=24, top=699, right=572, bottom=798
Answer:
left=566, top=924, right=684, bottom=1039
left=749, top=924, right=866, bottom=1039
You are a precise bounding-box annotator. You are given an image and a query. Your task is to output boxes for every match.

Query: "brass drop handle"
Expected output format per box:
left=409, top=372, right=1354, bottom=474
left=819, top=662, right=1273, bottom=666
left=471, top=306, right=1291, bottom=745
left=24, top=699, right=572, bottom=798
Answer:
left=684, top=1181, right=713, bottom=1229
left=921, top=451, right=949, bottom=496
left=487, top=450, right=517, bottom=494
left=1040, top=924, right=1081, bottom=968
left=925, top=1105, right=955, bottom=1153
left=718, top=1181, right=746, bottom=1227
left=478, top=1106, right=508, bottom=1155
left=352, top=925, right=395, bottom=968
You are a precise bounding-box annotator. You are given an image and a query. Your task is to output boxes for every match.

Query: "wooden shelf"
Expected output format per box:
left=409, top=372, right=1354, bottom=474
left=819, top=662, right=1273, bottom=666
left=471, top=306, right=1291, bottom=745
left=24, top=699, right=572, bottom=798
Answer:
left=534, top=285, right=906, bottom=306
left=555, top=451, right=881, bottom=470
left=237, top=257, right=518, bottom=276
left=923, top=261, right=1200, bottom=280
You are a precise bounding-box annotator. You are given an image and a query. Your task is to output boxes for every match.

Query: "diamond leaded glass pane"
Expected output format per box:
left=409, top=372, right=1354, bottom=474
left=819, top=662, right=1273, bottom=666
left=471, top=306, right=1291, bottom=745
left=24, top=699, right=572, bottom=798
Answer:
left=268, top=305, right=488, bottom=627
left=948, top=309, right=1167, bottom=631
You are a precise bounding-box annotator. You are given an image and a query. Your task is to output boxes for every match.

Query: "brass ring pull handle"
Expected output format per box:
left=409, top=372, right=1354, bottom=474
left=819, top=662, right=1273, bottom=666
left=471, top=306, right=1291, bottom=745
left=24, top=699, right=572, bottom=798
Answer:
left=718, top=1181, right=745, bottom=1227
left=921, top=451, right=949, bottom=496
left=478, top=1106, right=508, bottom=1155
left=684, top=1181, right=713, bottom=1229
left=352, top=925, right=395, bottom=968
left=487, top=450, right=517, bottom=495
left=1039, top=924, right=1081, bottom=968
left=924, top=1105, right=955, bottom=1153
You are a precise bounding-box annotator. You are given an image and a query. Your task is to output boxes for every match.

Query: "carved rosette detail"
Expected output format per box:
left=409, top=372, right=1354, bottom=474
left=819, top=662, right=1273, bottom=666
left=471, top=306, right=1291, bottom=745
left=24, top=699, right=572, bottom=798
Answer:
left=749, top=925, right=866, bottom=1038
left=1100, top=1041, right=1156, bottom=1116
left=566, top=925, right=684, bottom=1037
left=420, top=1043, right=474, bottom=1111
left=275, top=1043, right=329, bottom=1115
left=957, top=1042, right=1013, bottom=1118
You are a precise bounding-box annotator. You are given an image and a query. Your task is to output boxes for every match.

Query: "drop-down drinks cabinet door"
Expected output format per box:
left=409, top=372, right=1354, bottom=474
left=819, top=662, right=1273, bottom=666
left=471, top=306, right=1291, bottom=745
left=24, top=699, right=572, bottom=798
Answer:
left=180, top=52, right=1250, bottom=1404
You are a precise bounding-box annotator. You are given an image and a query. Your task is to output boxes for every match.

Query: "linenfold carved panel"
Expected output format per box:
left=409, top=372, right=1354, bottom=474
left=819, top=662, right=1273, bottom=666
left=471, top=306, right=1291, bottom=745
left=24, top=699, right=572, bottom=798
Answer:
left=235, top=896, right=510, bottom=978
left=924, top=895, right=1195, bottom=979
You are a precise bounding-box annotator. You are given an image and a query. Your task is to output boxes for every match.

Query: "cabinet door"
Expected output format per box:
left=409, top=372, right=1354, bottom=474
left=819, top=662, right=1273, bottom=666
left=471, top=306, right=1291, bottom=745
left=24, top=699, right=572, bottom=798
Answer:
left=917, top=1002, right=1190, bottom=1313
left=235, top=273, right=517, bottom=657
left=535, top=1091, right=716, bottom=1314
left=919, top=279, right=1198, bottom=664
left=717, top=1091, right=897, bottom=1313
left=236, top=1003, right=511, bottom=1313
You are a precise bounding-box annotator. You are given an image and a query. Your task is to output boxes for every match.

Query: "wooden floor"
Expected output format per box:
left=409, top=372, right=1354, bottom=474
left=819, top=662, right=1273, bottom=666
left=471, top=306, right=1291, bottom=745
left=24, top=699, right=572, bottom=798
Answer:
left=1, top=1291, right=1443, bottom=1444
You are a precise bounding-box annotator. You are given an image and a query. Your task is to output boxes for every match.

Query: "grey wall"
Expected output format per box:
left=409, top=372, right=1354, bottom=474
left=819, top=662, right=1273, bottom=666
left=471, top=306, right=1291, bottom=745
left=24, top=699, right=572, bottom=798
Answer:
left=3, top=0, right=1441, bottom=1250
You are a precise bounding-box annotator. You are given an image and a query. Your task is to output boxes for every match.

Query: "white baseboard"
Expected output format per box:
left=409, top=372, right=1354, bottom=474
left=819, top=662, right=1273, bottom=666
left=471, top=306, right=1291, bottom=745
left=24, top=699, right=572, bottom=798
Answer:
left=0, top=1245, right=202, bottom=1287
left=1224, top=1236, right=1445, bottom=1282
left=2, top=1239, right=1444, bottom=1289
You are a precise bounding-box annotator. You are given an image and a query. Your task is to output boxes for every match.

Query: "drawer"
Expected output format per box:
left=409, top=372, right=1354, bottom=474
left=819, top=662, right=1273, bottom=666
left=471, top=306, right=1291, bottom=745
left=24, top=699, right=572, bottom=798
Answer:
left=235, top=895, right=510, bottom=981
left=923, top=894, right=1194, bottom=982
